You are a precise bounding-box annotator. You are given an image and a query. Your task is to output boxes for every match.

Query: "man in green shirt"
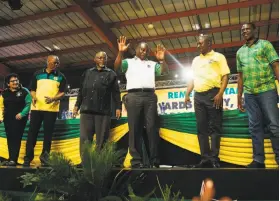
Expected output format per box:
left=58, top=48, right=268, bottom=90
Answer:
left=114, top=36, right=168, bottom=168
left=237, top=23, right=279, bottom=168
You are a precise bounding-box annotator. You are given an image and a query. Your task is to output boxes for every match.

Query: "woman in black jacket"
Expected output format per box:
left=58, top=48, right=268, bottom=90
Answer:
left=0, top=73, right=31, bottom=166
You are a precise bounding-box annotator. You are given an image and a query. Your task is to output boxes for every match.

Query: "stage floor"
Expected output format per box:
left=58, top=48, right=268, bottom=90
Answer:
left=0, top=166, right=278, bottom=200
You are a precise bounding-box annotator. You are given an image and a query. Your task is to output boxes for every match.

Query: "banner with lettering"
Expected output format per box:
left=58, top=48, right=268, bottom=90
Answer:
left=121, top=83, right=239, bottom=117
left=67, top=84, right=239, bottom=118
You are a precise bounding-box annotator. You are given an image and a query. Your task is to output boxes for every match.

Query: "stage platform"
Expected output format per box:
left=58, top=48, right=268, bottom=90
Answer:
left=0, top=166, right=278, bottom=200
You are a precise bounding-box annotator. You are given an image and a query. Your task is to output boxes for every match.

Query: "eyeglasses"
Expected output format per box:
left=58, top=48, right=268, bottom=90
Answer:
left=96, top=57, right=106, bottom=60
left=10, top=80, right=18, bottom=83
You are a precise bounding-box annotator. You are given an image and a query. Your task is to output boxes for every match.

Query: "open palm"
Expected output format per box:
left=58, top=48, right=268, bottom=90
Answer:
left=155, top=44, right=166, bottom=61
left=118, top=36, right=130, bottom=52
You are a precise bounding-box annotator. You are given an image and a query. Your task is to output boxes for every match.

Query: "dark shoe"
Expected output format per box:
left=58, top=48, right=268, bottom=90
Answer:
left=41, top=162, right=49, bottom=167
left=6, top=161, right=16, bottom=166
left=247, top=161, right=265, bottom=168
left=211, top=161, right=220, bottom=168
left=40, top=152, right=49, bottom=166
left=76, top=163, right=83, bottom=168
left=112, top=164, right=122, bottom=168
left=189, top=160, right=212, bottom=168
left=151, top=163, right=160, bottom=168
left=23, top=156, right=31, bottom=167
left=132, top=163, right=146, bottom=168
left=22, top=161, right=30, bottom=167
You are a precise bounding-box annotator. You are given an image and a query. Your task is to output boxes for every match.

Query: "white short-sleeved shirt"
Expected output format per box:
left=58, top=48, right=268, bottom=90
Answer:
left=121, top=57, right=161, bottom=90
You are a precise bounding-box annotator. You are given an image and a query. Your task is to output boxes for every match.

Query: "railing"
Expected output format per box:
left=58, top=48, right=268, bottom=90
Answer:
left=65, top=74, right=238, bottom=96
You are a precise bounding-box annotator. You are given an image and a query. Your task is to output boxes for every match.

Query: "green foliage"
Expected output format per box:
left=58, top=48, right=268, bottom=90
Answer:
left=157, top=177, right=185, bottom=201
left=0, top=192, right=12, bottom=201
left=19, top=141, right=186, bottom=201
left=20, top=141, right=124, bottom=201
left=126, top=185, right=155, bottom=201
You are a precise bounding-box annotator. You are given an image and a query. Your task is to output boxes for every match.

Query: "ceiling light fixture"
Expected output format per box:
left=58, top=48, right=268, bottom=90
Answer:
left=205, top=23, right=210, bottom=28
left=45, top=46, right=52, bottom=51
left=192, top=24, right=200, bottom=30
left=53, top=45, right=60, bottom=50
left=148, top=23, right=154, bottom=29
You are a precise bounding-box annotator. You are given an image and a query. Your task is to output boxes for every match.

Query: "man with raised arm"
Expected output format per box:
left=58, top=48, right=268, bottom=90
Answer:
left=114, top=36, right=168, bottom=168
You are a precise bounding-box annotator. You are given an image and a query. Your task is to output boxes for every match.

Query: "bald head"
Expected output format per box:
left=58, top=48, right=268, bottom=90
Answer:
left=94, top=51, right=107, bottom=68
left=47, top=55, right=59, bottom=71
left=197, top=34, right=213, bottom=55
left=136, top=42, right=149, bottom=60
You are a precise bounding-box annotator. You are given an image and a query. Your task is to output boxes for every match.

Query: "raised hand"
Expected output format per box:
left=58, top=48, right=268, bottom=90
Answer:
left=117, top=36, right=130, bottom=52
left=192, top=179, right=232, bottom=201
left=155, top=44, right=166, bottom=61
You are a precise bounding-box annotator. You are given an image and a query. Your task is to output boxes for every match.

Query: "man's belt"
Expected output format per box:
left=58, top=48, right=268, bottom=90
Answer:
left=195, top=87, right=220, bottom=95
left=127, top=88, right=155, bottom=93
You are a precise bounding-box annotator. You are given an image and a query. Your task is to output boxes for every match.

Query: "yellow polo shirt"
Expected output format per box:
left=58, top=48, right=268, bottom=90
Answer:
left=30, top=69, right=66, bottom=112
left=192, top=50, right=230, bottom=92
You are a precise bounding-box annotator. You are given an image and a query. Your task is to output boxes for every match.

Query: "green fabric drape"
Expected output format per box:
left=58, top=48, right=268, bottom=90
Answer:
left=0, top=118, right=128, bottom=140
left=160, top=110, right=258, bottom=138
left=0, top=110, right=263, bottom=140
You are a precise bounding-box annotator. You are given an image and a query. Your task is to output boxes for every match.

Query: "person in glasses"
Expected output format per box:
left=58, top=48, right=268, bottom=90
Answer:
left=23, top=55, right=67, bottom=167
left=0, top=74, right=31, bottom=166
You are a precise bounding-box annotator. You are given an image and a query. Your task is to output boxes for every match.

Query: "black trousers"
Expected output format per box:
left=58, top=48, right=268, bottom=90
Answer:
left=194, top=88, right=223, bottom=162
left=79, top=113, right=111, bottom=158
left=126, top=92, right=159, bottom=166
left=4, top=116, right=28, bottom=162
left=24, top=110, right=57, bottom=162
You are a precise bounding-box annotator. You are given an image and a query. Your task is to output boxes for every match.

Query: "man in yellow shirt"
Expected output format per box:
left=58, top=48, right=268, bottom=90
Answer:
left=23, top=55, right=67, bottom=167
left=185, top=35, right=230, bottom=168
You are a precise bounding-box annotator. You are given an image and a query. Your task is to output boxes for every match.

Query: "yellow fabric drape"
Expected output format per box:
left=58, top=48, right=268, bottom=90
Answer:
left=0, top=123, right=129, bottom=166
left=0, top=122, right=277, bottom=168
left=159, top=128, right=278, bottom=168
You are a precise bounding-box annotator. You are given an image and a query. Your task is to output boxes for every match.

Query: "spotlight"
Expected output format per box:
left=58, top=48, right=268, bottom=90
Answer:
left=148, top=23, right=154, bottom=29
left=183, top=68, right=193, bottom=80
left=8, top=0, right=23, bottom=10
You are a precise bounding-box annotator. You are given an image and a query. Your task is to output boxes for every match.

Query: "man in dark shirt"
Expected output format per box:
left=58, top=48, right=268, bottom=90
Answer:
left=73, top=51, right=121, bottom=159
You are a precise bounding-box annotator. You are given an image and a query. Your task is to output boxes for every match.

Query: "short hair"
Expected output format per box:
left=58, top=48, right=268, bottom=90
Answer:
left=136, top=42, right=149, bottom=50
left=4, top=73, right=19, bottom=88
left=95, top=51, right=107, bottom=60
left=47, top=55, right=59, bottom=65
left=244, top=22, right=256, bottom=30
left=198, top=34, right=213, bottom=44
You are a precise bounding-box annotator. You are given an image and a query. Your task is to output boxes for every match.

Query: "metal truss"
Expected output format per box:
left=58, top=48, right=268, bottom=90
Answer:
left=65, top=74, right=238, bottom=96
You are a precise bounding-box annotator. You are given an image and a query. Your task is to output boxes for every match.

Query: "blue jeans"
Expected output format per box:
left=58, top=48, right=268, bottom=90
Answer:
left=244, top=89, right=279, bottom=164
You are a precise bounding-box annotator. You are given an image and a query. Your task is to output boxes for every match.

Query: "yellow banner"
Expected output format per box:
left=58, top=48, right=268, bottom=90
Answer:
left=69, top=84, right=239, bottom=118
left=121, top=83, right=238, bottom=117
